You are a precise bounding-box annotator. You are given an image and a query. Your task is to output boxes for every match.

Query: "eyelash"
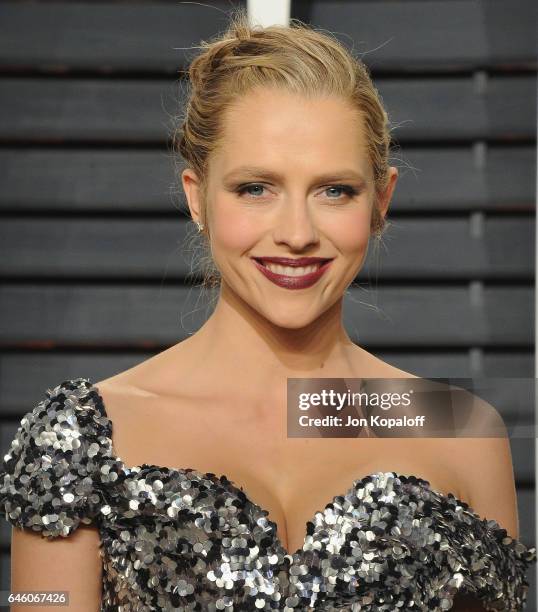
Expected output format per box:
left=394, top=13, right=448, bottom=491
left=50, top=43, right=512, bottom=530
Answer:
left=235, top=183, right=360, bottom=201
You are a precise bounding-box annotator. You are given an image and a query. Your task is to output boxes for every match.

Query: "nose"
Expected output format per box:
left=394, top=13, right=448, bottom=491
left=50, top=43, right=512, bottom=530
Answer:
left=272, top=192, right=320, bottom=251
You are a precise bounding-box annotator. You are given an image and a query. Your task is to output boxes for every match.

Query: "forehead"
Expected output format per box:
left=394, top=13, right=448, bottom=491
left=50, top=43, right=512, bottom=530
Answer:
left=210, top=87, right=371, bottom=179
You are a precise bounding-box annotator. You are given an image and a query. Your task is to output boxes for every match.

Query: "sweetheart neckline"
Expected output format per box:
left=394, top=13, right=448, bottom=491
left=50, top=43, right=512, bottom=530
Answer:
left=77, top=378, right=517, bottom=559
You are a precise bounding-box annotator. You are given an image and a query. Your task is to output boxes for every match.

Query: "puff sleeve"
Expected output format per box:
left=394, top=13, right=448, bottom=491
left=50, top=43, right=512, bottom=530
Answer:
left=0, top=378, right=110, bottom=538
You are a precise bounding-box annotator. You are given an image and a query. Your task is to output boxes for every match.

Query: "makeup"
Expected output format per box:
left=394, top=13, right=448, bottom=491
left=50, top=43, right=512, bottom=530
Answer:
left=252, top=257, right=334, bottom=290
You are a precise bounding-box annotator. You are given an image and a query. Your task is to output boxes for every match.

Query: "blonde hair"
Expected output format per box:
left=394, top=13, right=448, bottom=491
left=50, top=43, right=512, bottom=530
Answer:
left=173, top=7, right=394, bottom=290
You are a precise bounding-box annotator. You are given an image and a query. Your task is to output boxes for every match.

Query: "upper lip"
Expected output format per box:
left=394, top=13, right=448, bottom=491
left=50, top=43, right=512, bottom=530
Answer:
left=252, top=256, right=333, bottom=267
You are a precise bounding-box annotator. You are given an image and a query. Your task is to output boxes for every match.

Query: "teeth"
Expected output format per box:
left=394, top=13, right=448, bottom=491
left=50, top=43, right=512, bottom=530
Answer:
left=262, top=262, right=322, bottom=276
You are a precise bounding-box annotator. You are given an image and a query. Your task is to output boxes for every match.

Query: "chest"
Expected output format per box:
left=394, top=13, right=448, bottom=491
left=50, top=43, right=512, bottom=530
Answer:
left=112, top=417, right=466, bottom=554
left=99, top=385, right=469, bottom=556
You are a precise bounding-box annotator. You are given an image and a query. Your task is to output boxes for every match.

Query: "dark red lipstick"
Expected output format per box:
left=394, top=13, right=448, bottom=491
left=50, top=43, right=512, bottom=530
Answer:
left=251, top=256, right=334, bottom=290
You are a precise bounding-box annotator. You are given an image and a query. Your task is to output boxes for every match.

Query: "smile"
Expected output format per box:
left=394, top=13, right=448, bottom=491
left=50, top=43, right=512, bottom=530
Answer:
left=251, top=257, right=334, bottom=290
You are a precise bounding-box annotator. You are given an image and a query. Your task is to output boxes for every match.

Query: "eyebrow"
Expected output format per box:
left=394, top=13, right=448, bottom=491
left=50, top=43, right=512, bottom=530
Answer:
left=222, top=165, right=367, bottom=184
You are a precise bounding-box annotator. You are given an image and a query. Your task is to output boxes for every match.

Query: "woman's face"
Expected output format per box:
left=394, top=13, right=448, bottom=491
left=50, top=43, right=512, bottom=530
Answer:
left=182, top=87, right=398, bottom=329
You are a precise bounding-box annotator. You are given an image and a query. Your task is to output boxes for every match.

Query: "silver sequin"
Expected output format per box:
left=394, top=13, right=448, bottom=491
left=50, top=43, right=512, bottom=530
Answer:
left=0, top=377, right=535, bottom=611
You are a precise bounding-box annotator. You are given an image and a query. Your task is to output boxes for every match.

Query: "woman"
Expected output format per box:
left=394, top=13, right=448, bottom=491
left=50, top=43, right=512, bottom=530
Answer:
left=0, top=9, right=535, bottom=611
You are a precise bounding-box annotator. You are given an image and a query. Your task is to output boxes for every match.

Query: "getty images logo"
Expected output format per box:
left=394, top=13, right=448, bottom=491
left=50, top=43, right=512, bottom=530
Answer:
left=298, top=388, right=414, bottom=411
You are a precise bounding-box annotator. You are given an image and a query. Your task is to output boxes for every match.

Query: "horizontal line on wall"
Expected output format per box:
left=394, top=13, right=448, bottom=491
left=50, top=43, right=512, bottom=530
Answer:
left=0, top=140, right=170, bottom=150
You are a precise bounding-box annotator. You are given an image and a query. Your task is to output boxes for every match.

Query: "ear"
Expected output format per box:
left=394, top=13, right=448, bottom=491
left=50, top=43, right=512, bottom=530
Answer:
left=181, top=167, right=204, bottom=225
left=378, top=166, right=399, bottom=221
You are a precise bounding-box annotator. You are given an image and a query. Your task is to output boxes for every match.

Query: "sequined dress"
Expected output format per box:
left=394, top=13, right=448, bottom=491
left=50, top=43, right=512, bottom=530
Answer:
left=0, top=378, right=536, bottom=611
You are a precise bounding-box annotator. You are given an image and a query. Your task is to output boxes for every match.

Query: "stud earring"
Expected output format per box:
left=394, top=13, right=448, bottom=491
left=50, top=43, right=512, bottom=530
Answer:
left=196, top=221, right=204, bottom=232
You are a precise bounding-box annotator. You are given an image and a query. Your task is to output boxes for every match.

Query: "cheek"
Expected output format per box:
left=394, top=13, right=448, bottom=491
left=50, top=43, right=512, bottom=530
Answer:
left=327, top=206, right=372, bottom=255
left=210, top=196, right=261, bottom=255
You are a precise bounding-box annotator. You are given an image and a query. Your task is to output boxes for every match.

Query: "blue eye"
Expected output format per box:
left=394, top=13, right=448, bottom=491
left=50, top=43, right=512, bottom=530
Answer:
left=325, top=185, right=359, bottom=199
left=236, top=184, right=266, bottom=197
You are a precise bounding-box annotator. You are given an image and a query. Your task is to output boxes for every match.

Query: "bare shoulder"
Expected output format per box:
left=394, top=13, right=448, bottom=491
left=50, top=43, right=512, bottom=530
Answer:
left=94, top=337, right=194, bottom=397
left=451, top=385, right=508, bottom=437
left=91, top=353, right=176, bottom=423
left=435, top=388, right=518, bottom=537
left=457, top=432, right=518, bottom=537
left=93, top=370, right=147, bottom=404
left=350, top=346, right=519, bottom=531
left=354, top=346, right=507, bottom=436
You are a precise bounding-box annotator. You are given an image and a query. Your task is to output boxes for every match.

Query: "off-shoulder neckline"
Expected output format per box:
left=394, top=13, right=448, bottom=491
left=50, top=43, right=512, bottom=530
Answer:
left=60, top=376, right=535, bottom=560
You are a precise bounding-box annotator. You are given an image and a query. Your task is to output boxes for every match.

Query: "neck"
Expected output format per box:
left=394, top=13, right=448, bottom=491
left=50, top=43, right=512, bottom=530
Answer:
left=188, top=281, right=358, bottom=385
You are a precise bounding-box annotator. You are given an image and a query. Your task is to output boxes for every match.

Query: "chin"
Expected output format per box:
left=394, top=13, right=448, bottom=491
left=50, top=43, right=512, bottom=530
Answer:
left=260, top=305, right=324, bottom=330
